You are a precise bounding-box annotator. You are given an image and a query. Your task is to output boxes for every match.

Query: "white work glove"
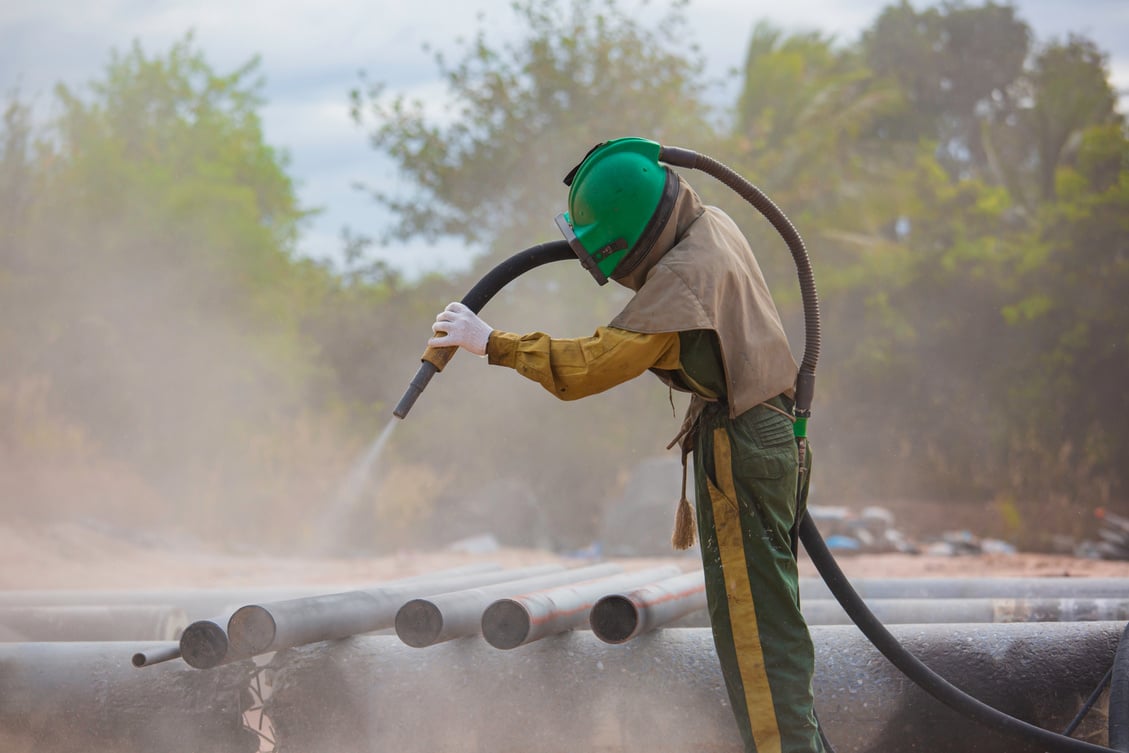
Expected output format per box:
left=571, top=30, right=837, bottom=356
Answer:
left=428, top=301, right=493, bottom=356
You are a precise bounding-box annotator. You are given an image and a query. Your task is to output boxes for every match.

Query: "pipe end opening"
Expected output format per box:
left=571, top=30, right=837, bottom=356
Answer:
left=227, top=605, right=277, bottom=656
left=395, top=599, right=444, bottom=648
left=590, top=595, right=639, bottom=644
left=179, top=620, right=230, bottom=669
left=481, top=599, right=532, bottom=650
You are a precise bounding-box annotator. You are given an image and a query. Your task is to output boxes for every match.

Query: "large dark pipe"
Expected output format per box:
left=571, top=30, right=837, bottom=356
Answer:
left=263, top=623, right=1120, bottom=753
left=0, top=642, right=254, bottom=753
left=393, top=240, right=574, bottom=418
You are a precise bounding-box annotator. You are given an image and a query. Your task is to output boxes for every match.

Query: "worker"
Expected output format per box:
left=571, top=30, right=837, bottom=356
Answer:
left=428, top=137, right=823, bottom=753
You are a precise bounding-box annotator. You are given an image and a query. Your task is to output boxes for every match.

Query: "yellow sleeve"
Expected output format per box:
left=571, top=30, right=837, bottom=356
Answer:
left=487, top=326, right=680, bottom=400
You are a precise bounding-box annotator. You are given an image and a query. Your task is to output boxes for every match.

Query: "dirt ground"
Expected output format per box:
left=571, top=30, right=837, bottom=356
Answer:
left=3, top=518, right=1129, bottom=592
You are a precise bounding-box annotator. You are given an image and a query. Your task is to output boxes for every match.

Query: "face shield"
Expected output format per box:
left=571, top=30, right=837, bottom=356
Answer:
left=554, top=212, right=623, bottom=286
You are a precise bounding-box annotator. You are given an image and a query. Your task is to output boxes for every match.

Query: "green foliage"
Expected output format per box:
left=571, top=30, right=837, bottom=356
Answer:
left=349, top=0, right=711, bottom=259
left=863, top=0, right=1030, bottom=178
left=3, top=0, right=1126, bottom=554
left=343, top=0, right=717, bottom=547
left=0, top=36, right=356, bottom=547
left=974, top=34, right=1122, bottom=215
left=727, top=22, right=906, bottom=293
left=339, top=0, right=1129, bottom=549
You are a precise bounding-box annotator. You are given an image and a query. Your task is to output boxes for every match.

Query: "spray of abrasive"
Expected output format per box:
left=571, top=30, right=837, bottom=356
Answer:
left=316, top=418, right=398, bottom=550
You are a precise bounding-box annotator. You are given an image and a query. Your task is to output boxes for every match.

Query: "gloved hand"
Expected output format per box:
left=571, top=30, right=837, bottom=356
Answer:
left=428, top=301, right=493, bottom=356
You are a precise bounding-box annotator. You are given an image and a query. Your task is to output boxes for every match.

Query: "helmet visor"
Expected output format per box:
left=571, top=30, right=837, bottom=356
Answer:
left=555, top=212, right=609, bottom=286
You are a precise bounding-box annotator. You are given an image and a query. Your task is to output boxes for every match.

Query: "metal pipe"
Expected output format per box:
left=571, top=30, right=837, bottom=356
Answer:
left=395, top=563, right=623, bottom=648
left=593, top=585, right=1129, bottom=643
left=590, top=570, right=707, bottom=643
left=264, top=622, right=1121, bottom=753
left=0, top=563, right=499, bottom=620
left=798, top=576, right=1129, bottom=600
left=183, top=566, right=562, bottom=669
left=131, top=642, right=182, bottom=667
left=802, top=597, right=1129, bottom=626
left=0, top=605, right=187, bottom=642
left=179, top=611, right=242, bottom=670
left=481, top=565, right=682, bottom=649
left=173, top=567, right=525, bottom=670
left=227, top=564, right=563, bottom=657
left=0, top=642, right=253, bottom=753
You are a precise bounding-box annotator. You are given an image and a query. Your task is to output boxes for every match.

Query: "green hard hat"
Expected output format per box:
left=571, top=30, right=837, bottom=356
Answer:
left=555, top=137, right=673, bottom=285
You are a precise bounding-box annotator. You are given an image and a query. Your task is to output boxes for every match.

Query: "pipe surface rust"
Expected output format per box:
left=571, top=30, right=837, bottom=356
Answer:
left=590, top=569, right=708, bottom=643
left=595, top=589, right=1129, bottom=641
left=481, top=565, right=682, bottom=649
left=180, top=565, right=518, bottom=669
left=395, top=563, right=623, bottom=648
left=227, top=564, right=563, bottom=657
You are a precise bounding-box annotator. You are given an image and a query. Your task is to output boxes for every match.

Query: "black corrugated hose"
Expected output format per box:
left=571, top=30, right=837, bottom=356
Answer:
left=393, top=144, right=1128, bottom=752
left=392, top=240, right=574, bottom=419
left=663, top=145, right=1128, bottom=753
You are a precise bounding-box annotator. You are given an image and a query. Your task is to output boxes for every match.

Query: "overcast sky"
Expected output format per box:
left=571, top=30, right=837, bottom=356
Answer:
left=3, top=0, right=1127, bottom=278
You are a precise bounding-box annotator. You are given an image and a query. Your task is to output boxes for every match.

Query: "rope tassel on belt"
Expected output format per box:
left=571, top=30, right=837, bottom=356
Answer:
left=671, top=450, right=696, bottom=550
left=666, top=400, right=705, bottom=551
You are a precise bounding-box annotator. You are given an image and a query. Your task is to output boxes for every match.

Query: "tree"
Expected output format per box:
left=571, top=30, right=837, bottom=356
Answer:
left=0, top=36, right=349, bottom=546
left=999, top=123, right=1129, bottom=523
left=350, top=0, right=712, bottom=260
left=863, top=0, right=1030, bottom=180
left=349, top=0, right=718, bottom=547
left=759, top=1, right=1129, bottom=547
left=986, top=35, right=1122, bottom=206
left=727, top=22, right=906, bottom=290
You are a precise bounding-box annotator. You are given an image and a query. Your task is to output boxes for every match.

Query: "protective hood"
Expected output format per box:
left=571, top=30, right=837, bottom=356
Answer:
left=610, top=175, right=798, bottom=417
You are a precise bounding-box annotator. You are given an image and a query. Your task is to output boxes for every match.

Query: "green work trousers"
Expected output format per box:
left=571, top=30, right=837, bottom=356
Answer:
left=692, top=398, right=822, bottom=753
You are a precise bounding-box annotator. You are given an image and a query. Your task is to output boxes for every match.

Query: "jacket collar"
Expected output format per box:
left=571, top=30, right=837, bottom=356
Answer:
left=612, top=175, right=706, bottom=292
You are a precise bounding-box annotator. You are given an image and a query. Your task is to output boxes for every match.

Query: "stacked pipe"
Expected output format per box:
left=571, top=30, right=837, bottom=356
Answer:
left=3, top=571, right=1129, bottom=753
left=182, top=563, right=564, bottom=668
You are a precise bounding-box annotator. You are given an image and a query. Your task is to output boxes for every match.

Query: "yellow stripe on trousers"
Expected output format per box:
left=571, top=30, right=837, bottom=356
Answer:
left=707, top=428, right=782, bottom=753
